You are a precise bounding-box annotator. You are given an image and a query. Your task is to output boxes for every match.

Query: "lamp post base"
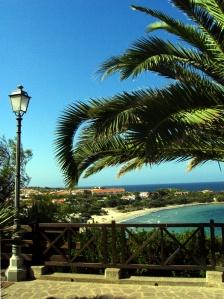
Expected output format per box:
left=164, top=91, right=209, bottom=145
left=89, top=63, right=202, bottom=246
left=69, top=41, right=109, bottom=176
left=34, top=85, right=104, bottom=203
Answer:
left=5, top=245, right=27, bottom=281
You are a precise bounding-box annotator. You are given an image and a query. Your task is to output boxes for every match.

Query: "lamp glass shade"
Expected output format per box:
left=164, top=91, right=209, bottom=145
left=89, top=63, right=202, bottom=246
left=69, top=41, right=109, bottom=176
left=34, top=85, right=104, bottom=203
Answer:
left=20, top=95, right=30, bottom=112
left=9, top=86, right=30, bottom=115
left=10, top=95, right=30, bottom=114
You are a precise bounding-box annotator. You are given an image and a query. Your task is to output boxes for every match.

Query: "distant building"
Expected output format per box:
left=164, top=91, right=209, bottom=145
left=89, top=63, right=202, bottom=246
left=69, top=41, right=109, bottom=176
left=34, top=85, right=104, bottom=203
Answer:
left=201, top=189, right=213, bottom=194
left=72, top=189, right=92, bottom=195
left=50, top=190, right=71, bottom=196
left=121, top=194, right=136, bottom=201
left=139, top=192, right=149, bottom=199
left=51, top=198, right=66, bottom=204
left=90, top=187, right=125, bottom=196
left=21, top=188, right=42, bottom=198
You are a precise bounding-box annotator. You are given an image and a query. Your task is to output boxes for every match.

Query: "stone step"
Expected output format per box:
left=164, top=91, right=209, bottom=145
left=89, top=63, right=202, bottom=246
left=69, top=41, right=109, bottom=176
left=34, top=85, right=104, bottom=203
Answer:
left=129, top=275, right=206, bottom=286
left=39, top=272, right=106, bottom=283
left=38, top=272, right=207, bottom=286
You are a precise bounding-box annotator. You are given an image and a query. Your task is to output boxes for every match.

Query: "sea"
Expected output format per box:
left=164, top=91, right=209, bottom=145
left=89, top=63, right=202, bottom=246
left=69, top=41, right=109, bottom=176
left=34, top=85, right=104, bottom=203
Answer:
left=100, top=181, right=224, bottom=192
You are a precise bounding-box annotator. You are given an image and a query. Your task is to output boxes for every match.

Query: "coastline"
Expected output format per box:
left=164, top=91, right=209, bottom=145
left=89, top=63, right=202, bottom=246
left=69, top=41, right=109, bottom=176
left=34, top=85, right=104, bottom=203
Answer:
left=91, top=202, right=208, bottom=224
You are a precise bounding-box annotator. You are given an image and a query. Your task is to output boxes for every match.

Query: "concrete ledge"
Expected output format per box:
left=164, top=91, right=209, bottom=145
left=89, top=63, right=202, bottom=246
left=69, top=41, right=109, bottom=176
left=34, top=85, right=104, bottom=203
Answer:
left=105, top=268, right=121, bottom=280
left=206, top=271, right=223, bottom=287
left=129, top=276, right=205, bottom=286
left=39, top=273, right=106, bottom=283
left=30, top=265, right=48, bottom=279
left=35, top=271, right=224, bottom=288
left=37, top=272, right=206, bottom=286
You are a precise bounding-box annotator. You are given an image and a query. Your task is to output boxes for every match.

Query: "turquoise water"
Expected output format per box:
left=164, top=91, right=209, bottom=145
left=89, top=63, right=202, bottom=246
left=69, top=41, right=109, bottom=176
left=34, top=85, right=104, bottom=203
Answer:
left=123, top=204, right=224, bottom=224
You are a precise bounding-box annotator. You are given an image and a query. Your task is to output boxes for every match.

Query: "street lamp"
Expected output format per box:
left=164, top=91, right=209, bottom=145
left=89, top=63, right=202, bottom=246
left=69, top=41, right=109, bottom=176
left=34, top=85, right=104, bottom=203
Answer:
left=6, top=85, right=31, bottom=281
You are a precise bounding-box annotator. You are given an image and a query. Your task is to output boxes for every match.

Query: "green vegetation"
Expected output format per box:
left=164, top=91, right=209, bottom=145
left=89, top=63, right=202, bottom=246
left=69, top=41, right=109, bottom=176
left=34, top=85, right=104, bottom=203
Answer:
left=105, top=189, right=218, bottom=212
left=0, top=136, right=31, bottom=232
left=0, top=136, right=32, bottom=203
left=21, top=195, right=58, bottom=223
left=20, top=188, right=224, bottom=224
left=55, top=0, right=224, bottom=187
left=20, top=192, right=107, bottom=223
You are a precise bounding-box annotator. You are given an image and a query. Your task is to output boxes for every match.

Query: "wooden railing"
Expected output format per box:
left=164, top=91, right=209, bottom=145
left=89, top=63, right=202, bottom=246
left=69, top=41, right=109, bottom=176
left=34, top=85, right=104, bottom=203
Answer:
left=1, top=220, right=224, bottom=272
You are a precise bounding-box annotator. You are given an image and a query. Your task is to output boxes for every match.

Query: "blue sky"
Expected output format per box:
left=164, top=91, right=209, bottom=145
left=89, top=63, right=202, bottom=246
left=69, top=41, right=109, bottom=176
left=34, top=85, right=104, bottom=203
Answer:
left=0, top=0, right=223, bottom=188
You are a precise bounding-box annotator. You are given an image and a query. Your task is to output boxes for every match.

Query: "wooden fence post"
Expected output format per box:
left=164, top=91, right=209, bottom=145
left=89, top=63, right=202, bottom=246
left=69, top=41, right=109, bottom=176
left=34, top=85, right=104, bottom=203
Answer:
left=199, top=224, right=206, bottom=267
left=111, top=220, right=117, bottom=266
left=102, top=226, right=108, bottom=265
left=221, top=225, right=224, bottom=254
left=160, top=226, right=165, bottom=266
left=32, top=222, right=40, bottom=265
left=210, top=219, right=216, bottom=268
left=120, top=225, right=126, bottom=264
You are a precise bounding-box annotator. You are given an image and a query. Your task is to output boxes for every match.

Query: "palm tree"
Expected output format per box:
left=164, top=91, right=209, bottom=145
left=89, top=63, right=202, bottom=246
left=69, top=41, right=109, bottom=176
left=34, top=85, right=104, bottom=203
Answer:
left=0, top=202, right=15, bottom=230
left=55, top=0, right=224, bottom=187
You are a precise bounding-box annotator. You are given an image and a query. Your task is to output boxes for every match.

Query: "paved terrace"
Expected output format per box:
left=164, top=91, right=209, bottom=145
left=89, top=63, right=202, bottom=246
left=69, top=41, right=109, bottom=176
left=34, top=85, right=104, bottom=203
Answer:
left=2, top=274, right=224, bottom=299
left=2, top=280, right=224, bottom=299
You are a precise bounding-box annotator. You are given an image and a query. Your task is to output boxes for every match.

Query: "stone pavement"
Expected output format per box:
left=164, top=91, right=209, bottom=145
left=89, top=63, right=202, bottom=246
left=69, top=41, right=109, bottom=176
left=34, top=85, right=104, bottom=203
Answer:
left=2, top=280, right=224, bottom=299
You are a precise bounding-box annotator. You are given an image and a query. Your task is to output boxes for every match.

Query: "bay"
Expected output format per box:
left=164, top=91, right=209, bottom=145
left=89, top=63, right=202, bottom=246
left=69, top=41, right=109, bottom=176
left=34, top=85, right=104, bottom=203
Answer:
left=123, top=204, right=224, bottom=224
left=122, top=204, right=224, bottom=235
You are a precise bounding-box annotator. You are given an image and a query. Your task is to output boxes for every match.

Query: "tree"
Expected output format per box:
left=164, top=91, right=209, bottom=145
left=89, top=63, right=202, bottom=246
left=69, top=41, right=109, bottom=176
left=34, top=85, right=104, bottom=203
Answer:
left=55, top=0, right=224, bottom=187
left=21, top=195, right=58, bottom=224
left=0, top=136, right=32, bottom=202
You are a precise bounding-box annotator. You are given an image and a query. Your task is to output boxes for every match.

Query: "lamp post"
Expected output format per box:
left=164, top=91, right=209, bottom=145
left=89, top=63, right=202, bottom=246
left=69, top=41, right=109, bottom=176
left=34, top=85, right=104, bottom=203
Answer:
left=6, top=85, right=31, bottom=282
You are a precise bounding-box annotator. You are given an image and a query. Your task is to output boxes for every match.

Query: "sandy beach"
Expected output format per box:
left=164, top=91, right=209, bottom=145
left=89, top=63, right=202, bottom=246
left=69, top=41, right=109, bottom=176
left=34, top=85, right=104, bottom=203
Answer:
left=91, top=207, right=152, bottom=223
left=90, top=203, right=205, bottom=224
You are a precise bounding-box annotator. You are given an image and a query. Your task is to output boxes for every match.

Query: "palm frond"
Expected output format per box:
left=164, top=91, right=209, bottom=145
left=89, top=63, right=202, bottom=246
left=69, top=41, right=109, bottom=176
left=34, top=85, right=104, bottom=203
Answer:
left=99, top=36, right=224, bottom=83
left=0, top=202, right=15, bottom=229
left=194, top=0, right=224, bottom=28
left=132, top=5, right=207, bottom=53
left=55, top=0, right=224, bottom=186
left=55, top=101, right=93, bottom=186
